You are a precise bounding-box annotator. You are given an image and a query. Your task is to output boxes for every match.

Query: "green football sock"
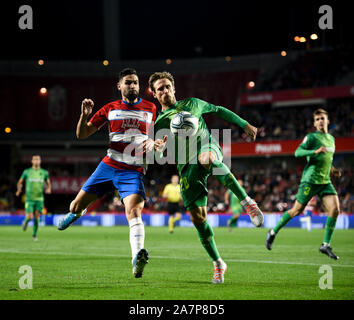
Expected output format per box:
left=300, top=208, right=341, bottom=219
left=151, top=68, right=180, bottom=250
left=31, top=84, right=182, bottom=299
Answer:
left=212, top=162, right=247, bottom=201
left=195, top=220, right=220, bottom=261
left=273, top=211, right=292, bottom=234
left=228, top=216, right=238, bottom=227
left=33, top=218, right=39, bottom=237
left=323, top=216, right=337, bottom=245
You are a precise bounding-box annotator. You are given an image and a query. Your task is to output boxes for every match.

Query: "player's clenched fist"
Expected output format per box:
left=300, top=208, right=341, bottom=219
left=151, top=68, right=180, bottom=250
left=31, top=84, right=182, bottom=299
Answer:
left=81, top=98, right=94, bottom=117
left=244, top=123, right=257, bottom=141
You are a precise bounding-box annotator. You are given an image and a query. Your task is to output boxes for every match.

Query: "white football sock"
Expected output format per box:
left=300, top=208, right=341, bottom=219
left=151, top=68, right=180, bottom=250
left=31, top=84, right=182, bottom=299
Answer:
left=240, top=196, right=253, bottom=206
left=129, top=217, right=145, bottom=261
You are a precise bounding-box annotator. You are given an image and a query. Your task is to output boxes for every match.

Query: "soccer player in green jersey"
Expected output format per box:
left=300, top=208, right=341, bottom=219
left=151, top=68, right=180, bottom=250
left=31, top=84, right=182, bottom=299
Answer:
left=16, top=155, right=51, bottom=241
left=265, top=109, right=341, bottom=260
left=225, top=182, right=243, bottom=232
left=145, top=71, right=264, bottom=284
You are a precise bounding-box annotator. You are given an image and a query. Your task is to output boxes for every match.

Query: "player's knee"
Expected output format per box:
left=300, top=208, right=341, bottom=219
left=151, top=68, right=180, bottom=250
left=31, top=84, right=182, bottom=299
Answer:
left=289, top=208, right=302, bottom=217
left=330, top=206, right=340, bottom=218
left=198, top=152, right=214, bottom=170
left=126, top=205, right=143, bottom=220
left=190, top=208, right=207, bottom=225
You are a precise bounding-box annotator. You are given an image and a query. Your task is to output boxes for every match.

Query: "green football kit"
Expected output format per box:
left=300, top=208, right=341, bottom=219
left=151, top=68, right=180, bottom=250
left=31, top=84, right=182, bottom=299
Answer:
left=154, top=97, right=251, bottom=262
left=21, top=168, right=49, bottom=214
left=272, top=130, right=338, bottom=246
left=154, top=97, right=248, bottom=210
left=228, top=189, right=243, bottom=214
left=295, top=131, right=337, bottom=205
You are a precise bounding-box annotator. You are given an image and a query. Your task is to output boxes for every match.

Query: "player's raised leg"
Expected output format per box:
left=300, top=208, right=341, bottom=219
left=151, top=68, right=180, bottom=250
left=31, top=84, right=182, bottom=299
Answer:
left=124, top=193, right=148, bottom=278
left=319, top=195, right=340, bottom=260
left=57, top=190, right=96, bottom=230
left=266, top=200, right=305, bottom=250
left=199, top=150, right=264, bottom=227
left=190, top=204, right=227, bottom=284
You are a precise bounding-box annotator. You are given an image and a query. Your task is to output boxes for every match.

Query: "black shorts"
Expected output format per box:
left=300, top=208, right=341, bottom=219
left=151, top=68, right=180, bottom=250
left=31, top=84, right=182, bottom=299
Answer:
left=167, top=202, right=181, bottom=215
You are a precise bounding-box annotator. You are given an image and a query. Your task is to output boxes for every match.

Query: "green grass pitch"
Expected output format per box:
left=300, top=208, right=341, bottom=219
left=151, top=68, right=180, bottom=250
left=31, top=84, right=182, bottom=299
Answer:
left=0, top=225, right=353, bottom=300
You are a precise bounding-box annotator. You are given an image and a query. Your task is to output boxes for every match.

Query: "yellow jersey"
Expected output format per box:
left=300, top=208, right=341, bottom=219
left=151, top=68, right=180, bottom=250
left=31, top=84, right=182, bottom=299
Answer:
left=162, top=183, right=181, bottom=203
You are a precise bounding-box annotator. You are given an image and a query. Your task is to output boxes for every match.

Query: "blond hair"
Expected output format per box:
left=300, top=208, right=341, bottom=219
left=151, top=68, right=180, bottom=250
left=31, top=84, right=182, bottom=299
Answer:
left=148, top=71, right=175, bottom=92
left=313, top=108, right=328, bottom=119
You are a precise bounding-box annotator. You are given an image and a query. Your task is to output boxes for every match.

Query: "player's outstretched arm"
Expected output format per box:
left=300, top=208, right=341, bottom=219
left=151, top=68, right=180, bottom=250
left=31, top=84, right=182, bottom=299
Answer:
left=295, top=145, right=326, bottom=157
left=45, top=179, right=52, bottom=194
left=209, top=106, right=257, bottom=141
left=16, top=178, right=23, bottom=197
left=76, top=99, right=98, bottom=139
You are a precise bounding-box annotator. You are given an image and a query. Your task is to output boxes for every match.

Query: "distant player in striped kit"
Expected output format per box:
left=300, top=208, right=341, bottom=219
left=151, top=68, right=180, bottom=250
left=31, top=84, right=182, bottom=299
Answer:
left=57, top=68, right=161, bottom=278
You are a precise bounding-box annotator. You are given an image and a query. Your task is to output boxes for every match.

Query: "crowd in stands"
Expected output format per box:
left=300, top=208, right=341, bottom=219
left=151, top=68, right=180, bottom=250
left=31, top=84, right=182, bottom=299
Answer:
left=257, top=47, right=354, bottom=92
left=139, top=160, right=354, bottom=215
left=209, top=98, right=354, bottom=143
left=1, top=47, right=353, bottom=216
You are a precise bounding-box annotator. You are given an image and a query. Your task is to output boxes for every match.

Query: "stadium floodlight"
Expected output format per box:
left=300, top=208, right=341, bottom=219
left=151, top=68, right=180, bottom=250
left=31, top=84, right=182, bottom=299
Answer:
left=310, top=33, right=319, bottom=40
left=38, top=59, right=44, bottom=65
left=39, top=87, right=47, bottom=95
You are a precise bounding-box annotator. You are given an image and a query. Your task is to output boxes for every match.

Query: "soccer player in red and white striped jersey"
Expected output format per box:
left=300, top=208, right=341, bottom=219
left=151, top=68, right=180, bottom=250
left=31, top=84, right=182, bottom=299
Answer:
left=57, top=68, right=157, bottom=278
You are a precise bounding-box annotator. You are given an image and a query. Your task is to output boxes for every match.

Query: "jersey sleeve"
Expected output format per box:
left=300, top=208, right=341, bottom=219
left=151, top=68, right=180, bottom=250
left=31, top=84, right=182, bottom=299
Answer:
left=20, top=170, right=27, bottom=180
left=295, top=134, right=315, bottom=157
left=88, top=104, right=109, bottom=129
left=44, top=170, right=49, bottom=181
left=194, top=98, right=249, bottom=129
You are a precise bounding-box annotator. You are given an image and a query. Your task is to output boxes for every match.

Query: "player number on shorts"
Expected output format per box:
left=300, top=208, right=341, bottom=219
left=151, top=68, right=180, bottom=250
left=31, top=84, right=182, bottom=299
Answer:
left=180, top=177, right=190, bottom=192
left=304, top=186, right=311, bottom=196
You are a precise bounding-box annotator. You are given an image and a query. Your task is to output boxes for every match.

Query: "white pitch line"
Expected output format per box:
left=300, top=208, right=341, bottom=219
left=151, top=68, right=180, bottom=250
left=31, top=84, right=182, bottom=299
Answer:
left=1, top=248, right=353, bottom=269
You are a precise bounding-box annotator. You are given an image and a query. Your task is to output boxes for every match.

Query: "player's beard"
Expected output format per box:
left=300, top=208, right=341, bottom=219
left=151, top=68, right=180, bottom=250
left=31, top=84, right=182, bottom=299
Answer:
left=125, top=89, right=139, bottom=103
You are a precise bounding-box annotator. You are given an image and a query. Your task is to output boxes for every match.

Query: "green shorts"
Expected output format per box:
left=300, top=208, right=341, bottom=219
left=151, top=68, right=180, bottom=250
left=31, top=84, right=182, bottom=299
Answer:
left=295, top=182, right=337, bottom=206
left=180, top=145, right=223, bottom=210
left=25, top=200, right=44, bottom=214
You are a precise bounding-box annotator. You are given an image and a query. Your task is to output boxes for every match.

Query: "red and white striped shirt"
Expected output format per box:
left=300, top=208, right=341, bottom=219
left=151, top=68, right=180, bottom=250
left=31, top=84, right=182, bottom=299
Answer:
left=89, top=98, right=157, bottom=173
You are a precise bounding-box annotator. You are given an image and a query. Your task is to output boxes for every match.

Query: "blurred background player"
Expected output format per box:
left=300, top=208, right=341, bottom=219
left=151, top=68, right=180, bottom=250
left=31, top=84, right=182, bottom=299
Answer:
left=162, top=175, right=182, bottom=233
left=299, top=196, right=316, bottom=231
left=266, top=109, right=341, bottom=260
left=56, top=68, right=158, bottom=278
left=16, top=155, right=51, bottom=241
left=146, top=71, right=264, bottom=284
left=224, top=180, right=244, bottom=232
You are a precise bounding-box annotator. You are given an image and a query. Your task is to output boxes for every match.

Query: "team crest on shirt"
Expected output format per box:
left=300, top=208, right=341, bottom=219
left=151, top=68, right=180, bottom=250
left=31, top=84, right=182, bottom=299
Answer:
left=121, top=118, right=141, bottom=129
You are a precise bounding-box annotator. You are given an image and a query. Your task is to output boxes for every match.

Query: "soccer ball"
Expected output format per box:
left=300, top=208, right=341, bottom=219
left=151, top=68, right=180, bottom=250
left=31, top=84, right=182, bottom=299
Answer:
left=170, top=111, right=199, bottom=136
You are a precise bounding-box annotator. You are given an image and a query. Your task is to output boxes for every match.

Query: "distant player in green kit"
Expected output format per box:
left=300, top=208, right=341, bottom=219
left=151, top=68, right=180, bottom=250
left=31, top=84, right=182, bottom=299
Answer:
left=16, top=155, right=51, bottom=241
left=225, top=181, right=244, bottom=231
left=145, top=71, right=264, bottom=284
left=265, top=109, right=341, bottom=260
